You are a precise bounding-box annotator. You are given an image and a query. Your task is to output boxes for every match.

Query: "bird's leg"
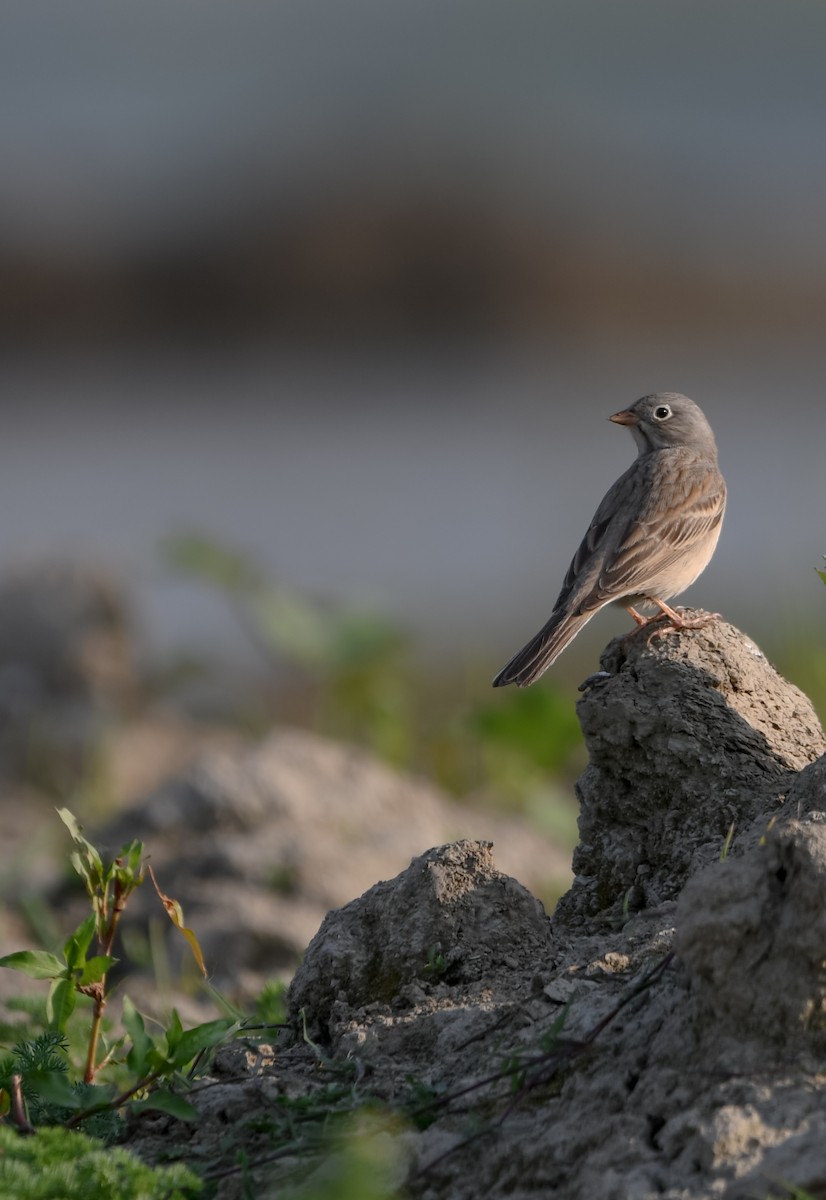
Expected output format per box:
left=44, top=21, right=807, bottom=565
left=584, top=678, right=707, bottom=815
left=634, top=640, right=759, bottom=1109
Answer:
left=648, top=598, right=721, bottom=630
left=621, top=599, right=720, bottom=650
left=618, top=604, right=661, bottom=650
left=625, top=606, right=648, bottom=626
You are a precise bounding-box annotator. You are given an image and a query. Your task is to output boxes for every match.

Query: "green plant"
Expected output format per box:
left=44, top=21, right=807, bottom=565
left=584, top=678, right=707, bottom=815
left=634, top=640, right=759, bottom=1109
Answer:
left=251, top=980, right=288, bottom=1026
left=469, top=684, right=584, bottom=831
left=288, top=1108, right=408, bottom=1200
left=197, top=1066, right=406, bottom=1196
left=156, top=531, right=593, bottom=856
left=160, top=532, right=414, bottom=764
left=422, top=945, right=448, bottom=979
left=471, top=685, right=582, bottom=778
left=0, top=809, right=235, bottom=1134
left=720, top=821, right=736, bottom=861
left=0, top=1125, right=200, bottom=1199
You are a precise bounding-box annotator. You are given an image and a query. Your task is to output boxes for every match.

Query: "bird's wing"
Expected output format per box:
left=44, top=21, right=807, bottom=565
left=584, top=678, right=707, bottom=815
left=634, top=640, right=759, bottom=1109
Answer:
left=558, top=450, right=726, bottom=612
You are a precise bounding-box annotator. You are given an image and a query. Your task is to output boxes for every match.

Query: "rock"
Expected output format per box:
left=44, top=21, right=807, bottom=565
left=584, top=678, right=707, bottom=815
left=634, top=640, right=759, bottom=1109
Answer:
left=0, top=562, right=134, bottom=787
left=557, top=612, right=825, bottom=926
left=677, top=818, right=826, bottom=1058
left=90, top=729, right=569, bottom=1002
left=723, top=1119, right=826, bottom=1200
left=780, top=749, right=826, bottom=822
left=113, top=617, right=826, bottom=1200
left=288, top=840, right=553, bottom=1041
left=0, top=562, right=133, bottom=709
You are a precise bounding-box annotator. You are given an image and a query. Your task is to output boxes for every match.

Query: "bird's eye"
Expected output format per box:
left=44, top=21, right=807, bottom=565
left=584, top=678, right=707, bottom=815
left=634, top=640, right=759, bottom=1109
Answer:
left=653, top=404, right=672, bottom=420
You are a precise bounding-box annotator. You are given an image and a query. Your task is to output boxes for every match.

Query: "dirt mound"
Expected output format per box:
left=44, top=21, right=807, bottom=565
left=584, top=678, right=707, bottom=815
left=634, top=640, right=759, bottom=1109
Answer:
left=125, top=614, right=826, bottom=1199
left=90, top=727, right=570, bottom=1006
left=289, top=839, right=554, bottom=1041
left=561, top=616, right=824, bottom=926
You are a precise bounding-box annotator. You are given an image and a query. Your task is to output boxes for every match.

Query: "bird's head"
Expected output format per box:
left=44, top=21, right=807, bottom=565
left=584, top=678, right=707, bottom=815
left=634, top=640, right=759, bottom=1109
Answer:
left=609, top=392, right=719, bottom=458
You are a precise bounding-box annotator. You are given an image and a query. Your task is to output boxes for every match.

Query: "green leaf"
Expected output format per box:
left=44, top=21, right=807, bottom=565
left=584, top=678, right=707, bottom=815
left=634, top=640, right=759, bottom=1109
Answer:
left=165, top=1008, right=184, bottom=1054
left=170, top=1018, right=235, bottom=1068
left=473, top=685, right=582, bottom=773
left=0, top=950, right=66, bottom=979
left=46, top=977, right=77, bottom=1032
left=817, top=568, right=826, bottom=585
left=79, top=955, right=117, bottom=985
left=69, top=850, right=99, bottom=898
left=250, top=588, right=339, bottom=667
left=145, top=1046, right=176, bottom=1074
left=63, top=914, right=97, bottom=971
left=130, top=1089, right=199, bottom=1122
left=147, top=865, right=207, bottom=977
left=160, top=532, right=263, bottom=592
left=59, top=808, right=105, bottom=889
left=324, top=610, right=404, bottom=669
left=25, top=1069, right=85, bottom=1109
left=122, top=997, right=154, bottom=1076
left=204, top=982, right=247, bottom=1022
left=113, top=839, right=144, bottom=887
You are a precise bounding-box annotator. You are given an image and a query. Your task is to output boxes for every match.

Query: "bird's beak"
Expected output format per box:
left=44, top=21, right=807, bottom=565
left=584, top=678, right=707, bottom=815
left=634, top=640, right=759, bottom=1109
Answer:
left=609, top=408, right=638, bottom=426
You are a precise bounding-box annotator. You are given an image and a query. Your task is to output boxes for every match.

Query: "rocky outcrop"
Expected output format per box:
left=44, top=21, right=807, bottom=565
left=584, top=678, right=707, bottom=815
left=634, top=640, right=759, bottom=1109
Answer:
left=91, top=727, right=570, bottom=1001
left=0, top=563, right=134, bottom=787
left=677, top=819, right=826, bottom=1056
left=289, top=840, right=554, bottom=1040
left=123, top=616, right=826, bottom=1199
left=559, top=614, right=825, bottom=925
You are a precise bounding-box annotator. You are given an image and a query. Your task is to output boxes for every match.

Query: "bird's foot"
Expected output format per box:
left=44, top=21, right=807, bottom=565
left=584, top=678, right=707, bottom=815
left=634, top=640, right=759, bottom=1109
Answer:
left=650, top=602, right=721, bottom=631
left=621, top=602, right=721, bottom=650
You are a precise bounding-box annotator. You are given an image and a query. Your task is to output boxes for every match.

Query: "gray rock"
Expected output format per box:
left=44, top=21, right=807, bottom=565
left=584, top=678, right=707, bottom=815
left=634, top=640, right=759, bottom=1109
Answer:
left=91, top=728, right=569, bottom=997
left=0, top=562, right=133, bottom=708
left=288, top=839, right=553, bottom=1041
left=557, top=612, right=825, bottom=925
left=678, top=818, right=826, bottom=1058
left=120, top=618, right=826, bottom=1200
left=0, top=562, right=134, bottom=786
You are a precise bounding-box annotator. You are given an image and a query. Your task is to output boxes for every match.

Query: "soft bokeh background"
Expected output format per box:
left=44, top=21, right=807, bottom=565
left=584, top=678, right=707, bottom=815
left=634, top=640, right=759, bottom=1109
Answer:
left=0, top=1, right=824, bottom=820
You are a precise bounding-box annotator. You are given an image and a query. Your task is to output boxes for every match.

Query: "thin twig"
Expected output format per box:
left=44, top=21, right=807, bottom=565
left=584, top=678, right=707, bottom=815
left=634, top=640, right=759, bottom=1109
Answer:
left=84, top=874, right=130, bottom=1083
left=203, top=950, right=677, bottom=1190
left=65, top=1070, right=164, bottom=1129
left=8, top=1074, right=35, bottom=1135
left=410, top=950, right=676, bottom=1180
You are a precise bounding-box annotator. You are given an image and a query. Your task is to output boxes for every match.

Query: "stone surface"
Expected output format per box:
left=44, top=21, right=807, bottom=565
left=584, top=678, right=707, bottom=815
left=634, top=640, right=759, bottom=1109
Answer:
left=87, top=728, right=570, bottom=1001
left=0, top=562, right=134, bottom=708
left=677, top=817, right=826, bottom=1055
left=288, top=839, right=554, bottom=1040
left=557, top=611, right=825, bottom=925
left=0, top=562, right=135, bottom=788
left=69, top=618, right=826, bottom=1199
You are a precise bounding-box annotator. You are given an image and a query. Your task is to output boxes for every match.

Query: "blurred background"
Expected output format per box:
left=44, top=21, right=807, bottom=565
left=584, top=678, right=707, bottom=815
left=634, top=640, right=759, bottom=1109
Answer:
left=0, top=0, right=825, bottom=930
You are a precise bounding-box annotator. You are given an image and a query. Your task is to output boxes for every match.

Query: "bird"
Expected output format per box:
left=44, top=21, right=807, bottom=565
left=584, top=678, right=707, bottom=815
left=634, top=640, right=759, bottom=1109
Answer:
left=492, top=392, right=726, bottom=688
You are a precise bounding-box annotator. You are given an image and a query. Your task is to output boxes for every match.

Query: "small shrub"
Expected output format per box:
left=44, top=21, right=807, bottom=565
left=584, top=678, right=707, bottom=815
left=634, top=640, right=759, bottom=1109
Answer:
left=0, top=1125, right=200, bottom=1200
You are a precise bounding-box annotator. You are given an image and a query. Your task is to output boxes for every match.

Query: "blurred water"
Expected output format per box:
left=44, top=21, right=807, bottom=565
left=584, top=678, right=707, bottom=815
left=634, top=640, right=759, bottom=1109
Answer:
left=1, top=1, right=825, bottom=676
left=1, top=337, right=822, bottom=672
left=2, top=0, right=826, bottom=276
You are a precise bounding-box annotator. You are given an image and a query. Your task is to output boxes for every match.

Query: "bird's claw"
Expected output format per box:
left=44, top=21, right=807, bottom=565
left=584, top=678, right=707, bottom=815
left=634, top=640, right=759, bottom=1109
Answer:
left=668, top=608, right=721, bottom=630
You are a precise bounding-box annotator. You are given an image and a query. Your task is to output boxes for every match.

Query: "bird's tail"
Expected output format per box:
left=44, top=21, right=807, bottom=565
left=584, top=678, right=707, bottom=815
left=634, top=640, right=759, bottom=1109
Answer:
left=492, top=608, right=596, bottom=687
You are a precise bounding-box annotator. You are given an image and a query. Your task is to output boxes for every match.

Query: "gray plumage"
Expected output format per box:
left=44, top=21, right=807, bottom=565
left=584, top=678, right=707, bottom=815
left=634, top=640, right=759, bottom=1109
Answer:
left=492, top=393, right=726, bottom=687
